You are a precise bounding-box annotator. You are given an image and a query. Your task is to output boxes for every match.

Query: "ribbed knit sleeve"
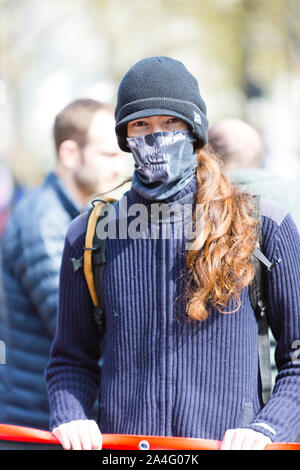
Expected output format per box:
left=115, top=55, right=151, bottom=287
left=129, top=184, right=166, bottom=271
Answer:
left=247, top=213, right=300, bottom=442
left=45, top=216, right=101, bottom=431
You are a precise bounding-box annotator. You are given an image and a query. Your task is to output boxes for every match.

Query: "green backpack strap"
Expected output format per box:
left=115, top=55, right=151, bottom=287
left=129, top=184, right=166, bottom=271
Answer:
left=249, top=195, right=281, bottom=405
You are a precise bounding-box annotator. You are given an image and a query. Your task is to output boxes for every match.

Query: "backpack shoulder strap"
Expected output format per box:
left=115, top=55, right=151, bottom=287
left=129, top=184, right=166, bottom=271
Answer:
left=249, top=194, right=273, bottom=405
left=83, top=202, right=105, bottom=307
left=83, top=177, right=132, bottom=333
left=83, top=198, right=116, bottom=333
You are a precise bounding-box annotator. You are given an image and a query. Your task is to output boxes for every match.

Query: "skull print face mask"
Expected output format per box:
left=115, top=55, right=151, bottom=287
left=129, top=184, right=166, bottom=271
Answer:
left=126, top=130, right=197, bottom=200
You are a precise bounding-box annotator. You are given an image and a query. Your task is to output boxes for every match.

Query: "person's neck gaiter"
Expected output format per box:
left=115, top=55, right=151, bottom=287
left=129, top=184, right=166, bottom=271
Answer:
left=126, top=130, right=197, bottom=201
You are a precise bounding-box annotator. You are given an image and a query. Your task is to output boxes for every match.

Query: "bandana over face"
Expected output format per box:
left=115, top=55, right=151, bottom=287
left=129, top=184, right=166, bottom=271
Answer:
left=126, top=130, right=197, bottom=200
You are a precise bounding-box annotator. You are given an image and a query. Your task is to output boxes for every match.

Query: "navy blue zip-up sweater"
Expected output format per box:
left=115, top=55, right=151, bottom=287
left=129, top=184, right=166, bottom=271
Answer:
left=45, top=178, right=300, bottom=442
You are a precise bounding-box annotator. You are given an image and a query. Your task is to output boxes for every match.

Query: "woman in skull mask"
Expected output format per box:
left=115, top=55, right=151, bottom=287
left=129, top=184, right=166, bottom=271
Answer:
left=46, top=57, right=300, bottom=450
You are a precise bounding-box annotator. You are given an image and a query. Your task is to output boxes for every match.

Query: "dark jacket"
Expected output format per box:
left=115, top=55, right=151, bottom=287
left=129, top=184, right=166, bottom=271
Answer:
left=0, top=172, right=80, bottom=430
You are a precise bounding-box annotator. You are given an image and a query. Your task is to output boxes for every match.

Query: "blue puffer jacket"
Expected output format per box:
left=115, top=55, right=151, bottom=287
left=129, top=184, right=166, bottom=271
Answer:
left=0, top=172, right=80, bottom=430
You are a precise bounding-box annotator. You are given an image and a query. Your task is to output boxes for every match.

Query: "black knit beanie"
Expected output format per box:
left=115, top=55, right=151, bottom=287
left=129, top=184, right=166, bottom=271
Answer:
left=115, top=56, right=208, bottom=152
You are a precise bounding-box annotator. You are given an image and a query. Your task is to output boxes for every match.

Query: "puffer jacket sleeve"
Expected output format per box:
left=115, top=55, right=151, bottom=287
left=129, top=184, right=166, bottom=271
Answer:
left=2, top=204, right=68, bottom=337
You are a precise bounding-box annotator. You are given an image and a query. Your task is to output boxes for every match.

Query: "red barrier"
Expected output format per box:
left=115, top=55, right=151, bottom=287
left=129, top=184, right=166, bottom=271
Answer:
left=0, top=423, right=299, bottom=450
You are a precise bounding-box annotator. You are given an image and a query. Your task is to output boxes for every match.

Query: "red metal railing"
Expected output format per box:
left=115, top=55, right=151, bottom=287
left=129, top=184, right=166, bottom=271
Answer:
left=0, top=423, right=299, bottom=450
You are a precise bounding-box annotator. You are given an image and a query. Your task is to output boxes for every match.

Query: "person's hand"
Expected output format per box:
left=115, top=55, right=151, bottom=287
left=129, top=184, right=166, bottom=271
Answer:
left=221, top=428, right=272, bottom=450
left=52, top=419, right=102, bottom=450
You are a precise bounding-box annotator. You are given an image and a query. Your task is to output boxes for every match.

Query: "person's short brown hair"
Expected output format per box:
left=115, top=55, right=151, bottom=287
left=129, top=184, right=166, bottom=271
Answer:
left=53, top=98, right=113, bottom=154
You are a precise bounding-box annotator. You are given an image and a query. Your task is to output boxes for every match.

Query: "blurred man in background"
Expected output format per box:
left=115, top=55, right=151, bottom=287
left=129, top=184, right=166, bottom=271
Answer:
left=208, top=117, right=300, bottom=390
left=0, top=98, right=124, bottom=431
left=208, top=118, right=300, bottom=228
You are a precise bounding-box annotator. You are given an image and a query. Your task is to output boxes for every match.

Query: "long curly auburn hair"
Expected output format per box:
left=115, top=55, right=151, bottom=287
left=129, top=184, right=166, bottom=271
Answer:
left=185, top=145, right=259, bottom=321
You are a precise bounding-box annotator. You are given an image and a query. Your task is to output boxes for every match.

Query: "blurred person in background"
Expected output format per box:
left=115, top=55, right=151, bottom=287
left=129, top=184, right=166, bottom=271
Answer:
left=208, top=117, right=300, bottom=391
left=208, top=118, right=300, bottom=229
left=0, top=163, right=25, bottom=239
left=0, top=98, right=123, bottom=431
